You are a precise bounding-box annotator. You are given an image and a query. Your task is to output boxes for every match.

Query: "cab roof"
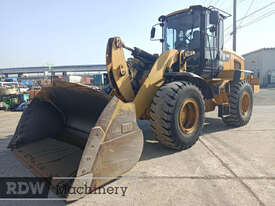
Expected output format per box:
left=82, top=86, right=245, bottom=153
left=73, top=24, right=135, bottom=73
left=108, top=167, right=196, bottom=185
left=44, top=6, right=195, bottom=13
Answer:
left=164, top=5, right=229, bottom=19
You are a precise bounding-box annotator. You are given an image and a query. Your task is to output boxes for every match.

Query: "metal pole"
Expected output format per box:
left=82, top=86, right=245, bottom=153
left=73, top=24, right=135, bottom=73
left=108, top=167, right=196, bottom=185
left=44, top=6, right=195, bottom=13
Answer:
left=233, top=0, right=237, bottom=51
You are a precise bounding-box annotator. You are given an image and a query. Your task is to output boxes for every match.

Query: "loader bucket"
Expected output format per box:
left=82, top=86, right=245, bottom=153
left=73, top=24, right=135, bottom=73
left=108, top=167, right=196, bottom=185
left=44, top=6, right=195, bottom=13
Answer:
left=8, top=81, right=143, bottom=200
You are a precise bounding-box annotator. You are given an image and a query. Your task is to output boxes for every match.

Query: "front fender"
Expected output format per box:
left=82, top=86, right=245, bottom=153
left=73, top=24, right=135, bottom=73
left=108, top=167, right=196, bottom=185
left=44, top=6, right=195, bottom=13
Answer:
left=133, top=49, right=179, bottom=118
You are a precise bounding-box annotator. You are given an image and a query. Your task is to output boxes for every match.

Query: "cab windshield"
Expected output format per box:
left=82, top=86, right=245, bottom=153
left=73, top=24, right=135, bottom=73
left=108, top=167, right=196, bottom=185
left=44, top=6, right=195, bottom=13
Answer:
left=163, top=10, right=201, bottom=52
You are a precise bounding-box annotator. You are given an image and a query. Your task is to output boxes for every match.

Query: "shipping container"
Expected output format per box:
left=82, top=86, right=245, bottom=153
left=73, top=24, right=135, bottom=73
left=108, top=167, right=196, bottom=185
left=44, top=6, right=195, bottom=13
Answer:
left=65, top=75, right=82, bottom=83
left=92, top=74, right=104, bottom=86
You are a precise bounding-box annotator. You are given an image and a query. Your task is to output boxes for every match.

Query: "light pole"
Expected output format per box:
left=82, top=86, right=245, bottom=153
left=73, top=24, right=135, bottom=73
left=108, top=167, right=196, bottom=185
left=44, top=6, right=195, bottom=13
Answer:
left=233, top=0, right=237, bottom=51
left=46, top=63, right=54, bottom=84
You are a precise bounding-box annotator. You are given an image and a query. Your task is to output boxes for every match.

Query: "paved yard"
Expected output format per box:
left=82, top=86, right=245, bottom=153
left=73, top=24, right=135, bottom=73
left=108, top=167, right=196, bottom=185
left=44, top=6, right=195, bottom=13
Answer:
left=0, top=88, right=274, bottom=206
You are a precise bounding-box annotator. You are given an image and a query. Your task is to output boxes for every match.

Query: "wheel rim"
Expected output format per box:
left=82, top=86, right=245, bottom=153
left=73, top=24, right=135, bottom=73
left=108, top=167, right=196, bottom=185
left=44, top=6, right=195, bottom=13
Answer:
left=241, top=91, right=251, bottom=116
left=179, top=98, right=199, bottom=134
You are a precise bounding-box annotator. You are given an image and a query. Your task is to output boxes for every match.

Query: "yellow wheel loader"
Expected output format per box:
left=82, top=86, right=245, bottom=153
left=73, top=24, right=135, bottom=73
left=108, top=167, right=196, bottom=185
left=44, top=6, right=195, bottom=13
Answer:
left=9, top=5, right=259, bottom=200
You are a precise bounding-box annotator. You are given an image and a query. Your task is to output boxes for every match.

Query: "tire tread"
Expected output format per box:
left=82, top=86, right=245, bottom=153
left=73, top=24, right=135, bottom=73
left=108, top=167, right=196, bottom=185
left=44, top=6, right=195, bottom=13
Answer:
left=150, top=81, right=204, bottom=150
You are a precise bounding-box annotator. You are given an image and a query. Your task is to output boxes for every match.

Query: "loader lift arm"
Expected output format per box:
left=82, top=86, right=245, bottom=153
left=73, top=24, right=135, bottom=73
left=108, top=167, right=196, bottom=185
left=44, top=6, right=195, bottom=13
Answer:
left=106, top=37, right=180, bottom=118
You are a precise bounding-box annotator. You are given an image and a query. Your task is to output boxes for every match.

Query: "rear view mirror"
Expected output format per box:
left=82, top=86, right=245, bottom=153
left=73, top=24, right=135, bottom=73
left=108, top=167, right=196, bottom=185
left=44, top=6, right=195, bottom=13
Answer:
left=150, top=27, right=156, bottom=39
left=150, top=23, right=164, bottom=42
left=210, top=10, right=219, bottom=25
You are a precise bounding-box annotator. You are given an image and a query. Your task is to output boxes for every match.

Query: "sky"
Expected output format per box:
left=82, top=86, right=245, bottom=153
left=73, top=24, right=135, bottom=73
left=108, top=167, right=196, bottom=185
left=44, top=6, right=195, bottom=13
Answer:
left=0, top=0, right=275, bottom=68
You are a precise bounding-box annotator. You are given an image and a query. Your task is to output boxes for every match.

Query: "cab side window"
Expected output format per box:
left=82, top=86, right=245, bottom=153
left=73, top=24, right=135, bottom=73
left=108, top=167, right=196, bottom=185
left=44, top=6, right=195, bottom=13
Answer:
left=205, top=11, right=218, bottom=68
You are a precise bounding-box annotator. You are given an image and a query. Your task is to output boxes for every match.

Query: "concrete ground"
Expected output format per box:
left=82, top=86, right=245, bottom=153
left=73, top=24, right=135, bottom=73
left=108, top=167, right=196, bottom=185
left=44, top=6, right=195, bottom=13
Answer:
left=0, top=88, right=274, bottom=206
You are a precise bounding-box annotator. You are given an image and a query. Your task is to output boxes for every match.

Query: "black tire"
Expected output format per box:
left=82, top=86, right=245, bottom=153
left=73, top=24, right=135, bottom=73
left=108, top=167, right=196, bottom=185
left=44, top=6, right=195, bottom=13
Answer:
left=222, top=80, right=253, bottom=127
left=150, top=81, right=205, bottom=150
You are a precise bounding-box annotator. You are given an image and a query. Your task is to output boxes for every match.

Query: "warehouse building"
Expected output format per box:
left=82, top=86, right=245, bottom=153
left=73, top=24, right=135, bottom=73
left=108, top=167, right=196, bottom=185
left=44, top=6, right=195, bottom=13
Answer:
left=243, top=48, right=275, bottom=87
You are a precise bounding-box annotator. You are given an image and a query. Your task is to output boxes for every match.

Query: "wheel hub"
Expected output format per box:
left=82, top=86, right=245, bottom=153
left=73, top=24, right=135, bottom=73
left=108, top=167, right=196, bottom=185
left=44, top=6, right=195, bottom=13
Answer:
left=241, top=91, right=251, bottom=116
left=179, top=98, right=199, bottom=134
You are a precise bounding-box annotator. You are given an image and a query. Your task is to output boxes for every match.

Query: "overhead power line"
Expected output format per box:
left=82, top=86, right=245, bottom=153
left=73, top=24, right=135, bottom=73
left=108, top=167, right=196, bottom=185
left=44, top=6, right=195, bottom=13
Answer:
left=239, top=0, right=256, bottom=27
left=207, top=0, right=215, bottom=6
left=206, top=0, right=221, bottom=7
left=215, top=0, right=221, bottom=6
left=225, top=9, right=275, bottom=38
left=225, top=1, right=275, bottom=31
left=236, top=2, right=275, bottom=22
left=238, top=10, right=275, bottom=29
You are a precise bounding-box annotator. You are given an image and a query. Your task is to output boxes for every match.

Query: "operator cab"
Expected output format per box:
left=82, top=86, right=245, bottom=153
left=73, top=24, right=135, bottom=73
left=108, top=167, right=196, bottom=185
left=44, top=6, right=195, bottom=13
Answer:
left=151, top=5, right=230, bottom=79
